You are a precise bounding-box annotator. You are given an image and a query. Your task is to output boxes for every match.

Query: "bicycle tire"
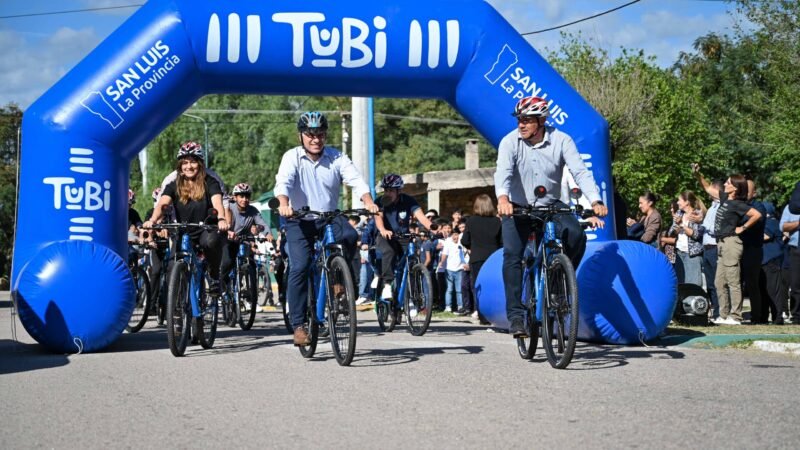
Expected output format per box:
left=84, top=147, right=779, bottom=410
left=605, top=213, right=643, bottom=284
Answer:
left=405, top=263, right=433, bottom=336
left=126, top=266, right=151, bottom=333
left=166, top=261, right=191, bottom=357
left=222, top=277, right=238, bottom=327
left=238, top=263, right=258, bottom=330
left=541, top=253, right=579, bottom=369
left=327, top=255, right=358, bottom=366
left=198, top=288, right=219, bottom=349
left=257, top=270, right=268, bottom=306
left=298, top=278, right=319, bottom=358
left=517, top=270, right=539, bottom=359
left=376, top=299, right=391, bottom=332
left=281, top=297, right=293, bottom=334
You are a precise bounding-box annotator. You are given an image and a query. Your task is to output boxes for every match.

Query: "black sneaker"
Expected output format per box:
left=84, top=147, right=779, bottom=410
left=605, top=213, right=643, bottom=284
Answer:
left=207, top=279, right=221, bottom=296
left=510, top=318, right=527, bottom=338
left=453, top=308, right=469, bottom=316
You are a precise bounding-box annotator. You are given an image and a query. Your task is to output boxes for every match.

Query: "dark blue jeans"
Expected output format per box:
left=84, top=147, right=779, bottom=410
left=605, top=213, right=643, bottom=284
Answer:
left=285, top=216, right=357, bottom=329
left=702, top=245, right=719, bottom=318
left=502, top=204, right=586, bottom=322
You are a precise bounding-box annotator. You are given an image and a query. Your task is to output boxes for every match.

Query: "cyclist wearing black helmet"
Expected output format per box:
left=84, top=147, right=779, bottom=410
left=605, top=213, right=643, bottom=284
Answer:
left=143, top=141, right=229, bottom=294
left=374, top=173, right=434, bottom=301
left=274, top=111, right=379, bottom=346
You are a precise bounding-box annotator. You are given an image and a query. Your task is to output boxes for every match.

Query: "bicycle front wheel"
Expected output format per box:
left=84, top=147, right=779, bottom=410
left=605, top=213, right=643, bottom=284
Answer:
left=405, top=263, right=433, bottom=336
left=542, top=253, right=579, bottom=369
left=127, top=266, right=151, bottom=333
left=166, top=261, right=192, bottom=357
left=238, top=264, right=258, bottom=330
left=327, top=255, right=357, bottom=366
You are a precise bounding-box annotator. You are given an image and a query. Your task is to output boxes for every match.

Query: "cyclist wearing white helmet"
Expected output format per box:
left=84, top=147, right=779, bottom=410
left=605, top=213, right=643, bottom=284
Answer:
left=220, top=182, right=269, bottom=281
left=495, top=96, right=608, bottom=338
left=274, top=111, right=379, bottom=346
left=143, top=140, right=229, bottom=294
left=373, top=173, right=434, bottom=301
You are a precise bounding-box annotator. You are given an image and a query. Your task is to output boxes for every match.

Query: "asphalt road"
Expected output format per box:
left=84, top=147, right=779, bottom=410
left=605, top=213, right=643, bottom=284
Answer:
left=1, top=292, right=798, bottom=449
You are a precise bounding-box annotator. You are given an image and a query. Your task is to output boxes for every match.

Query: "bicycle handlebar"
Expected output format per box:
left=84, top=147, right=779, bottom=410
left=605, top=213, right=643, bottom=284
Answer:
left=512, top=203, right=595, bottom=220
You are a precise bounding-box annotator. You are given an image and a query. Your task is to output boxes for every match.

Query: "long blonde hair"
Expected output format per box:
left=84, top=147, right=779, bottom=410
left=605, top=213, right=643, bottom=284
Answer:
left=176, top=158, right=207, bottom=204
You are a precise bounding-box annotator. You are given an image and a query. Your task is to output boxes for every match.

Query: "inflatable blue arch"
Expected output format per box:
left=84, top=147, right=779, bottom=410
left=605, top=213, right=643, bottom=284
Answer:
left=12, top=0, right=653, bottom=353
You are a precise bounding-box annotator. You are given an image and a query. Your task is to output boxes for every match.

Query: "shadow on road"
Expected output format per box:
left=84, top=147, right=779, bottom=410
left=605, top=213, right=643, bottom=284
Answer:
left=0, top=339, right=70, bottom=375
left=562, top=343, right=686, bottom=370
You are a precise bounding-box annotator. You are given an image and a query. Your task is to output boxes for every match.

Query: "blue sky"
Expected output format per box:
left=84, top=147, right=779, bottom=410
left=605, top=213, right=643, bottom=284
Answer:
left=0, top=0, right=746, bottom=109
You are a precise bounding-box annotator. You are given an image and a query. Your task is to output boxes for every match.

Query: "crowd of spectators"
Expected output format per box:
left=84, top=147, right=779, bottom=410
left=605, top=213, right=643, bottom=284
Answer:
left=345, top=170, right=800, bottom=327
left=624, top=165, right=800, bottom=326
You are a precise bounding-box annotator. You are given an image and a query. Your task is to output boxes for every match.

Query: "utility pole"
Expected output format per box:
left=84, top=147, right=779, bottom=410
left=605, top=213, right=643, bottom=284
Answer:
left=351, top=98, right=369, bottom=207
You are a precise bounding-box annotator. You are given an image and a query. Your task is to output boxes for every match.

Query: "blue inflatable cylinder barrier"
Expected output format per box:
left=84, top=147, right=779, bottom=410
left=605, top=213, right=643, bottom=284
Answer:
left=13, top=0, right=616, bottom=352
left=13, top=240, right=135, bottom=353
left=476, top=241, right=677, bottom=345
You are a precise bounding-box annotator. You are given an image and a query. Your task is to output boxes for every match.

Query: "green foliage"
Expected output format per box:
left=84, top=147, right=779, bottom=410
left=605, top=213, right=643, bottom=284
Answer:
left=0, top=104, right=22, bottom=279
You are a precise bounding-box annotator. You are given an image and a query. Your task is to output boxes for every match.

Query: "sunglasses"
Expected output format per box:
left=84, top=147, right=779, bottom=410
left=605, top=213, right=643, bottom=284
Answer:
left=517, top=117, right=540, bottom=125
left=236, top=194, right=251, bottom=199
left=303, top=131, right=327, bottom=139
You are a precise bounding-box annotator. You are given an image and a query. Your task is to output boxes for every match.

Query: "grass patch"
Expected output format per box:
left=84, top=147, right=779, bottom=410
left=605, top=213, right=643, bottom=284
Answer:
left=667, top=323, right=800, bottom=336
left=725, top=336, right=800, bottom=349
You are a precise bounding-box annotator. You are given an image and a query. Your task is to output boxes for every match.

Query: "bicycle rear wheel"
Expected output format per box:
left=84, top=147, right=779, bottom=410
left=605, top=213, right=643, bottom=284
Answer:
left=238, top=263, right=258, bottom=330
left=405, top=263, right=433, bottom=336
left=127, top=266, right=151, bottom=333
left=517, top=270, right=539, bottom=359
left=198, top=289, right=219, bottom=349
left=281, top=297, right=293, bottom=334
left=166, top=261, right=192, bottom=357
left=298, top=279, right=319, bottom=358
left=541, top=253, right=579, bottom=369
left=327, top=255, right=357, bottom=366
left=376, top=280, right=398, bottom=332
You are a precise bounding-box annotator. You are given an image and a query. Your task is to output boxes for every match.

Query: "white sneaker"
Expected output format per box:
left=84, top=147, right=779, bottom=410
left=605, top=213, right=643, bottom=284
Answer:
left=471, top=311, right=479, bottom=320
left=356, top=296, right=369, bottom=306
left=381, top=284, right=393, bottom=300
left=444, top=306, right=452, bottom=313
left=711, top=317, right=725, bottom=325
left=409, top=308, right=418, bottom=318
left=726, top=318, right=742, bottom=325
left=370, top=276, right=379, bottom=289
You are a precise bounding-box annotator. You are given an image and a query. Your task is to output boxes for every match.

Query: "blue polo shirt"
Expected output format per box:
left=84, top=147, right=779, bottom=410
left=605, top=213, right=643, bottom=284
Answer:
left=376, top=193, right=420, bottom=234
left=779, top=205, right=800, bottom=248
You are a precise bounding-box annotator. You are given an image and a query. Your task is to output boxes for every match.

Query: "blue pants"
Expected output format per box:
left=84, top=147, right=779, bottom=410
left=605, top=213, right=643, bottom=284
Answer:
left=675, top=250, right=703, bottom=286
left=359, top=258, right=373, bottom=298
left=446, top=270, right=463, bottom=310
left=285, top=216, right=357, bottom=329
left=502, top=205, right=586, bottom=322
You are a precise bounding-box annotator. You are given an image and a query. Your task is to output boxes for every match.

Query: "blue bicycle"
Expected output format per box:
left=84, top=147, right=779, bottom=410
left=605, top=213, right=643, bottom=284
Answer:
left=270, top=199, right=369, bottom=366
left=222, top=234, right=260, bottom=330
left=513, top=187, right=592, bottom=369
left=373, top=232, right=434, bottom=336
left=150, top=218, right=221, bottom=357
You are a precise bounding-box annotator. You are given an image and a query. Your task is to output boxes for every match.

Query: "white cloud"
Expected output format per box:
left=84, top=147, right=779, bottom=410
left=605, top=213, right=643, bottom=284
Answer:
left=0, top=27, right=100, bottom=108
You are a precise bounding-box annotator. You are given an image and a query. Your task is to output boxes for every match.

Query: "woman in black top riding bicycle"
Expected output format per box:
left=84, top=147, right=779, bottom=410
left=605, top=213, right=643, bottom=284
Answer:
left=143, top=141, right=229, bottom=294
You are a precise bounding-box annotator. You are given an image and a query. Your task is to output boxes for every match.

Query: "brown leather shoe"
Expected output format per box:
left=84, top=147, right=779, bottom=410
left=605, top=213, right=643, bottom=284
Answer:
left=293, top=326, right=311, bottom=346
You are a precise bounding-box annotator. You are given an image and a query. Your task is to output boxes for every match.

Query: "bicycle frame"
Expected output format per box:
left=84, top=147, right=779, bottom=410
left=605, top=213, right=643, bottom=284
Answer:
left=312, top=222, right=343, bottom=321
left=175, top=232, right=207, bottom=318
left=521, top=221, right=562, bottom=323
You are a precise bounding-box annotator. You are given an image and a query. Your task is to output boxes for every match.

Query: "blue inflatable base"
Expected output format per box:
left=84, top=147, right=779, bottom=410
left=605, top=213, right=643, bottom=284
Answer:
left=476, top=240, right=677, bottom=345
left=13, top=240, right=135, bottom=353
